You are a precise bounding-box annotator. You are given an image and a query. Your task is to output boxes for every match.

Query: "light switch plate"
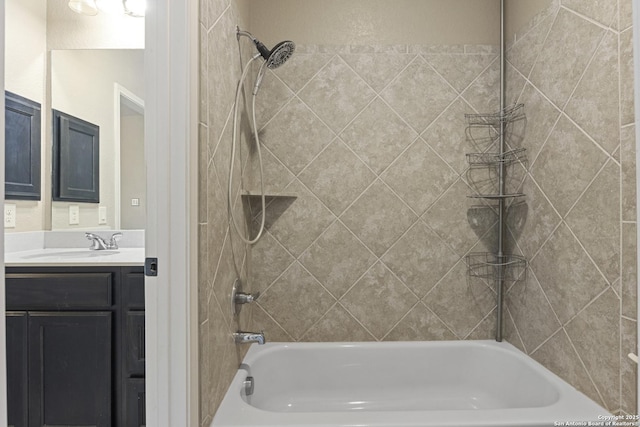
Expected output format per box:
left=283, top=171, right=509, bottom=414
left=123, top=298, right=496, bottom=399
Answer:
left=131, top=198, right=140, bottom=207
left=4, top=204, right=16, bottom=228
left=98, top=206, right=107, bottom=225
left=69, top=205, right=80, bottom=225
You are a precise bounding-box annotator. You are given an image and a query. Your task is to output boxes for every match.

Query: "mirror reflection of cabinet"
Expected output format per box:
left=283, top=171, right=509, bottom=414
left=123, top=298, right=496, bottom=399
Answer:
left=5, top=91, right=41, bottom=201
left=52, top=109, right=100, bottom=203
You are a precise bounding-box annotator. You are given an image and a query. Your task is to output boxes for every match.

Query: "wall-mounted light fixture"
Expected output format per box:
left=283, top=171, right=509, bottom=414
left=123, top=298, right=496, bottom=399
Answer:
left=68, top=0, right=145, bottom=17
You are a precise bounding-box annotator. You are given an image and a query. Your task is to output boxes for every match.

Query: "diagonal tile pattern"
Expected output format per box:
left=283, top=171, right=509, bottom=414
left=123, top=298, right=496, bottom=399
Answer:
left=505, top=1, right=634, bottom=414
left=251, top=45, right=504, bottom=345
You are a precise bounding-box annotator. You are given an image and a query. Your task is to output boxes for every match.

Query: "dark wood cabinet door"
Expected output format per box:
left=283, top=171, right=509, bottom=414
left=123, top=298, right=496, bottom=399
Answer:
left=126, top=311, right=145, bottom=376
left=6, top=312, right=28, bottom=427
left=125, top=378, right=146, bottom=427
left=27, top=312, right=112, bottom=427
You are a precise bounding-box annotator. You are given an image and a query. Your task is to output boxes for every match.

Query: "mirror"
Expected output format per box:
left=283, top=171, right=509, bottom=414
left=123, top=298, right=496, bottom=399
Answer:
left=50, top=49, right=145, bottom=230
left=4, top=0, right=144, bottom=233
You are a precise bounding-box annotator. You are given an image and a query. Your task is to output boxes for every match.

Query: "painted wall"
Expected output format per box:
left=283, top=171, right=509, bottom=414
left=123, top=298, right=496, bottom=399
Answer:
left=120, top=112, right=145, bottom=229
left=5, top=0, right=47, bottom=232
left=47, top=0, right=144, bottom=50
left=50, top=49, right=144, bottom=230
left=198, top=0, right=253, bottom=424
left=505, top=0, right=637, bottom=415
left=249, top=0, right=499, bottom=46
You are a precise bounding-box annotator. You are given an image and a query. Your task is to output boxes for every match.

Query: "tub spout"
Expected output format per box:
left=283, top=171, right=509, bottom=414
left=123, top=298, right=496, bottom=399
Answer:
left=234, top=331, right=266, bottom=345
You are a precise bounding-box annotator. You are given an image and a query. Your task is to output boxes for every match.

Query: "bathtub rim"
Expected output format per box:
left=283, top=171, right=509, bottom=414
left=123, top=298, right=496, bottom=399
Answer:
left=212, top=340, right=610, bottom=427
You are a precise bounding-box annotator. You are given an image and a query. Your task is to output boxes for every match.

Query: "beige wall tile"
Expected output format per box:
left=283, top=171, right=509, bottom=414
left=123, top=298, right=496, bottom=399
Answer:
left=531, top=116, right=608, bottom=217
left=299, top=140, right=376, bottom=215
left=299, top=221, right=377, bottom=299
left=507, top=272, right=561, bottom=353
left=565, top=161, right=620, bottom=284
left=564, top=31, right=619, bottom=154
left=531, top=329, right=605, bottom=407
left=620, top=0, right=633, bottom=31
left=381, top=56, right=458, bottom=133
left=265, top=179, right=336, bottom=256
left=382, top=141, right=458, bottom=215
left=340, top=97, right=418, bottom=174
left=260, top=98, right=334, bottom=174
left=301, top=304, right=376, bottom=342
left=622, top=223, right=638, bottom=319
left=565, top=289, right=620, bottom=411
left=531, top=223, right=609, bottom=324
left=341, top=262, right=419, bottom=339
left=621, top=125, right=637, bottom=222
left=341, top=180, right=418, bottom=256
left=425, top=260, right=496, bottom=338
left=422, top=179, right=486, bottom=256
left=384, top=303, right=458, bottom=341
left=621, top=317, right=638, bottom=414
left=562, top=0, right=618, bottom=28
left=298, top=56, right=376, bottom=133
left=425, top=53, right=497, bottom=93
left=621, top=29, right=635, bottom=127
left=382, top=222, right=460, bottom=298
left=422, top=98, right=477, bottom=174
left=529, top=9, right=604, bottom=108
left=258, top=262, right=336, bottom=339
left=340, top=53, right=416, bottom=92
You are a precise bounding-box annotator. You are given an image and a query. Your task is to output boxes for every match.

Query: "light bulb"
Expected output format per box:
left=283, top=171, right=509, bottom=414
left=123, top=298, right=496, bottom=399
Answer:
left=68, top=0, right=99, bottom=16
left=123, top=0, right=145, bottom=17
left=95, top=0, right=124, bottom=14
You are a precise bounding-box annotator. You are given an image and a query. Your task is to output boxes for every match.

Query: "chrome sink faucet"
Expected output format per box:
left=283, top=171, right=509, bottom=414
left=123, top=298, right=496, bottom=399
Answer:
left=85, top=232, right=123, bottom=250
left=233, top=331, right=266, bottom=345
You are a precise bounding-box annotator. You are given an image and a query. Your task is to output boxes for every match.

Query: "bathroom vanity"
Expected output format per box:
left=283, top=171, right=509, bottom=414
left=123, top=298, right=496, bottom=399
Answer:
left=5, top=236, right=146, bottom=427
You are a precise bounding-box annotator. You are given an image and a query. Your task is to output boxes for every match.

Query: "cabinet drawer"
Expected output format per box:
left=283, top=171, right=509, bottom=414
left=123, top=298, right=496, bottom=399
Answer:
left=6, top=273, right=113, bottom=310
left=123, top=269, right=145, bottom=309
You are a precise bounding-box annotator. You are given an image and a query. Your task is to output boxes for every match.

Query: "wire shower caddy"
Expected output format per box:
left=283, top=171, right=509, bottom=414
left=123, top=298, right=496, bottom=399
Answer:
left=464, top=103, right=528, bottom=340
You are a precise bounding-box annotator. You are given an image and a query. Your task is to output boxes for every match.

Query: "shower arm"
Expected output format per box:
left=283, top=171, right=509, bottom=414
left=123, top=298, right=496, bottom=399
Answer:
left=236, top=28, right=256, bottom=42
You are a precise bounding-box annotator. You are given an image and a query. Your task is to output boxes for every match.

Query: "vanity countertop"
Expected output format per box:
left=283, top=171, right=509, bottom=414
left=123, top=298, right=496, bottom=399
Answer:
left=5, top=247, right=145, bottom=267
left=5, top=230, right=145, bottom=267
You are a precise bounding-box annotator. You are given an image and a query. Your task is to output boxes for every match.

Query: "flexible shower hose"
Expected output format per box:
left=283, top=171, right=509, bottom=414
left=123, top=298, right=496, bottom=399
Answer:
left=227, top=53, right=268, bottom=245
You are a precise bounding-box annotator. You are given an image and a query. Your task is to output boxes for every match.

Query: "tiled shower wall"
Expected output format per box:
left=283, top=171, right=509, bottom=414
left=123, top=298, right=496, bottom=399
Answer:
left=504, top=0, right=637, bottom=415
left=198, top=0, right=255, bottom=425
left=248, top=45, right=510, bottom=342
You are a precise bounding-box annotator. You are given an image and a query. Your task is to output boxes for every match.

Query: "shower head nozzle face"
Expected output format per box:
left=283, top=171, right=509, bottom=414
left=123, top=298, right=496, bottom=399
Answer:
left=266, top=41, right=295, bottom=69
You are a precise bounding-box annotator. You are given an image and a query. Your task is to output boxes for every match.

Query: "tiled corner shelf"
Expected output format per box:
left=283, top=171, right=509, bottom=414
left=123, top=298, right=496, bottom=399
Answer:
left=241, top=191, right=298, bottom=201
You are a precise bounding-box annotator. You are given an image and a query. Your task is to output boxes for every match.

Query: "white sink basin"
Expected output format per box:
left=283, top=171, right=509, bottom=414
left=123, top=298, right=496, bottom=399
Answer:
left=20, top=250, right=120, bottom=259
left=5, top=247, right=144, bottom=266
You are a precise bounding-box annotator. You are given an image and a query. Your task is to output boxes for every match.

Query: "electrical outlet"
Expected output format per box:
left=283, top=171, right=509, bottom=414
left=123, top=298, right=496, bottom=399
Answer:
left=4, top=204, right=16, bottom=228
left=98, top=206, right=107, bottom=225
left=69, top=205, right=80, bottom=225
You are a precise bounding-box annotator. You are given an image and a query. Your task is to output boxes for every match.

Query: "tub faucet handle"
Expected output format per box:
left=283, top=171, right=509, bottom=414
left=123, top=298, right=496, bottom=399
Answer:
left=234, top=291, right=260, bottom=304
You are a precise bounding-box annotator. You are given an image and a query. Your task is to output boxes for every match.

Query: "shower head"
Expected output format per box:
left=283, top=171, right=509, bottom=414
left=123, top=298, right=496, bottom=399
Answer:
left=237, top=28, right=295, bottom=69
left=253, top=39, right=296, bottom=69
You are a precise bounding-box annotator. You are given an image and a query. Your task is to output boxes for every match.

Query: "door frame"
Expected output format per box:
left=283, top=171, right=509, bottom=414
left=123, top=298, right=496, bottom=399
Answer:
left=113, top=83, right=144, bottom=230
left=143, top=0, right=199, bottom=425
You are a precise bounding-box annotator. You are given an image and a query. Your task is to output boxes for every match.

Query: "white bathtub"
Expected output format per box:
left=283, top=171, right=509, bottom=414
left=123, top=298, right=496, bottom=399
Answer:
left=212, top=340, right=609, bottom=427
